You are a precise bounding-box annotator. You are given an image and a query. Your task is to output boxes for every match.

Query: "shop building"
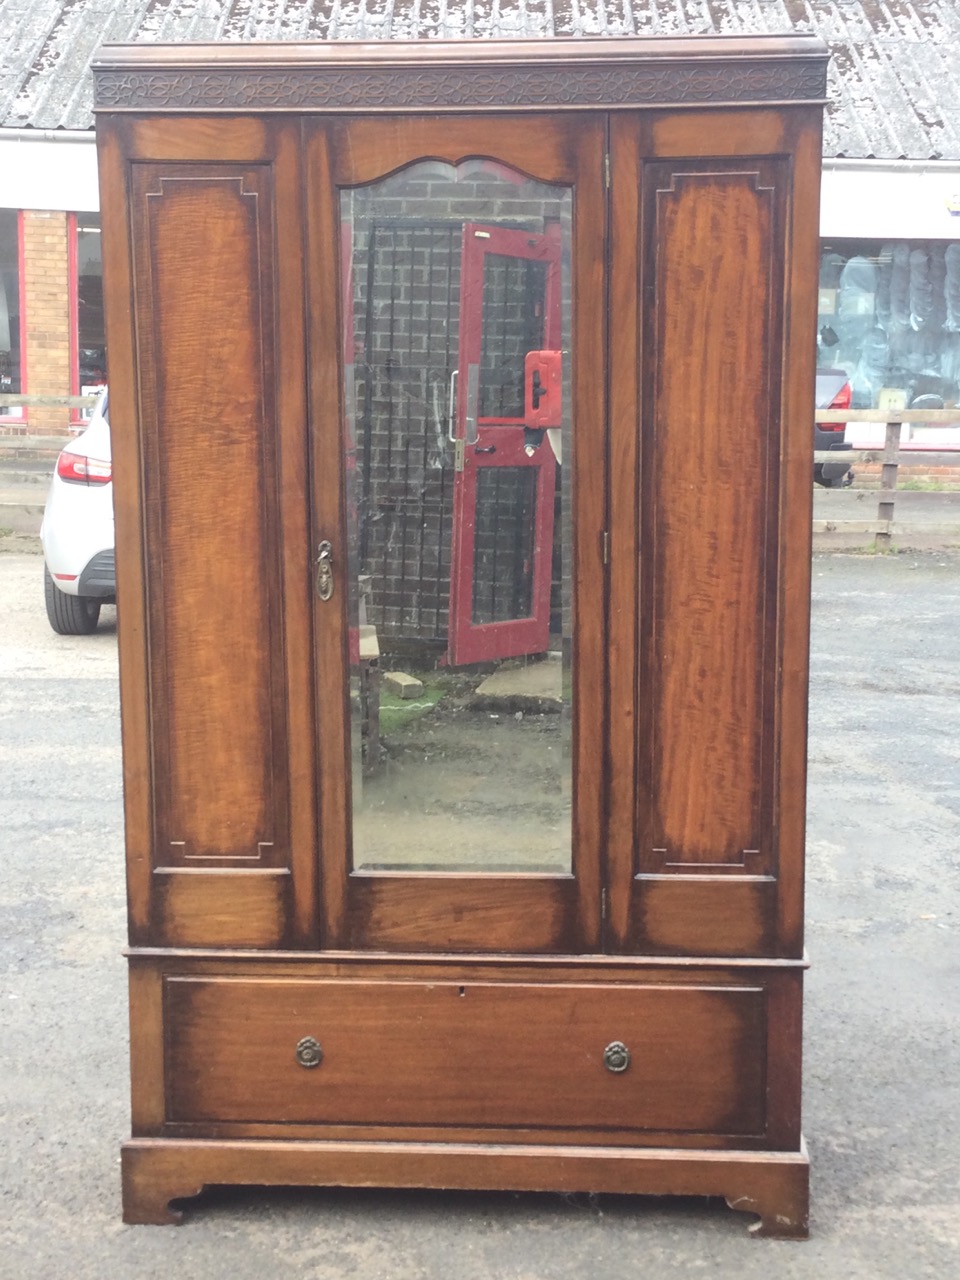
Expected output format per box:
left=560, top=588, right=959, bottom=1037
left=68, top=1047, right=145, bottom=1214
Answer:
left=1, top=0, right=958, bottom=444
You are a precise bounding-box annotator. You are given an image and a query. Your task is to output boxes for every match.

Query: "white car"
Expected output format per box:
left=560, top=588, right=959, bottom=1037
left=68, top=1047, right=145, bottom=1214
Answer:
left=40, top=391, right=115, bottom=634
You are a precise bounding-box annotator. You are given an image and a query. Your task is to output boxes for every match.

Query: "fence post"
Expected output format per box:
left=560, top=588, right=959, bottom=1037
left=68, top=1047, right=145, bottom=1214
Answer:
left=875, top=418, right=903, bottom=551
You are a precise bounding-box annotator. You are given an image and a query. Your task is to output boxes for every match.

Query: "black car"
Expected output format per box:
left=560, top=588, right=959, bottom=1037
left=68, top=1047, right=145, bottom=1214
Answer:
left=815, top=367, right=853, bottom=487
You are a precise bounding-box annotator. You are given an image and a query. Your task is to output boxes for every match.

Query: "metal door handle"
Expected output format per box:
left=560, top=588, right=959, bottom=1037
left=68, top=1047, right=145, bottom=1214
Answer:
left=448, top=368, right=459, bottom=442
left=316, top=540, right=334, bottom=601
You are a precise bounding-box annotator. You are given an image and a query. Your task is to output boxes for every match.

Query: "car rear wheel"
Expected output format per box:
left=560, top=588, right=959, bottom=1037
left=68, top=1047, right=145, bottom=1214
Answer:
left=814, top=464, right=854, bottom=489
left=44, top=566, right=102, bottom=635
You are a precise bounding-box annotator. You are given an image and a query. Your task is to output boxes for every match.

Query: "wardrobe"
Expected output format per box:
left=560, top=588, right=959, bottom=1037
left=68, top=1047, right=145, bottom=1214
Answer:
left=93, top=34, right=827, bottom=1235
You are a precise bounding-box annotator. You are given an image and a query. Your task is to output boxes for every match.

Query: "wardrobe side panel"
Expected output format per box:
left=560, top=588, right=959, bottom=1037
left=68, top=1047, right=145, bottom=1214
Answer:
left=608, top=111, right=817, bottom=958
left=100, top=118, right=314, bottom=948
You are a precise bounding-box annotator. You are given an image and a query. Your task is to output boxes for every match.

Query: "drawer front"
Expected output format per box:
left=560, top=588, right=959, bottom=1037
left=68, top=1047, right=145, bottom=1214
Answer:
left=164, top=977, right=767, bottom=1136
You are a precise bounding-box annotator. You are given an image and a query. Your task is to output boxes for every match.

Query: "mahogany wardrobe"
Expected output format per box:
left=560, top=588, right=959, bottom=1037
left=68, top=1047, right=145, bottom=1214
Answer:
left=93, top=34, right=827, bottom=1235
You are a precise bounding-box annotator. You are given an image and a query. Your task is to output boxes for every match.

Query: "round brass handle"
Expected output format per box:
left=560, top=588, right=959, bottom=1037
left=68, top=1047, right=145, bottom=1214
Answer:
left=603, top=1041, right=631, bottom=1073
left=295, top=1036, right=324, bottom=1069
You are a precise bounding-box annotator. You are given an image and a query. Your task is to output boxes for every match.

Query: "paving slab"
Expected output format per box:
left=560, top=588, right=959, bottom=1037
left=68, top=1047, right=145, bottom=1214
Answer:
left=471, top=655, right=563, bottom=712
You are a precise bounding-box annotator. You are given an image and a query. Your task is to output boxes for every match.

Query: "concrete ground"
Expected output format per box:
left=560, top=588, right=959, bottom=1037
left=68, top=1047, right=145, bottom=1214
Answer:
left=1, top=543, right=959, bottom=1279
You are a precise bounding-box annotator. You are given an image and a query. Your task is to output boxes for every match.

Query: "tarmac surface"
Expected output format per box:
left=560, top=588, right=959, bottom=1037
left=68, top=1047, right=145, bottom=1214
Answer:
left=1, top=544, right=959, bottom=1279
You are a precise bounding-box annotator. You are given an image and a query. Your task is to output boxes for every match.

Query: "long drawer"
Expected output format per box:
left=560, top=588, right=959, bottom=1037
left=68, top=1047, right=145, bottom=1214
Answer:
left=162, top=975, right=767, bottom=1136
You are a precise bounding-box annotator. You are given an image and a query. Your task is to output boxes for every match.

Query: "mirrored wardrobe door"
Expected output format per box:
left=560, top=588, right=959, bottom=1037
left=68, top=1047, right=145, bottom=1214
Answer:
left=341, top=160, right=571, bottom=876
left=306, top=116, right=607, bottom=953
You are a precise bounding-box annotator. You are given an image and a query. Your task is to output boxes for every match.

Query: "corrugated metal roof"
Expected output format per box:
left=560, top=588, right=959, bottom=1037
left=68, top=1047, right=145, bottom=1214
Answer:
left=1, top=0, right=958, bottom=158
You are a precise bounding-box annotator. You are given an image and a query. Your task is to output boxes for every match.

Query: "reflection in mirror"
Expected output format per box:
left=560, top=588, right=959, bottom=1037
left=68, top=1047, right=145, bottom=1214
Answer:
left=340, top=161, right=573, bottom=873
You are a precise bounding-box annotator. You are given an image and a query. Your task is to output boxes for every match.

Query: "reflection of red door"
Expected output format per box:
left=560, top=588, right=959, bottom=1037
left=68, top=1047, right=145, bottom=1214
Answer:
left=447, top=223, right=561, bottom=666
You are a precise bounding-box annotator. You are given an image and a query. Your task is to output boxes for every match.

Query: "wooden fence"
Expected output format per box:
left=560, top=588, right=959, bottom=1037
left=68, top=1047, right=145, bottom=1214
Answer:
left=3, top=396, right=956, bottom=552
left=0, top=395, right=100, bottom=409
left=816, top=408, right=958, bottom=549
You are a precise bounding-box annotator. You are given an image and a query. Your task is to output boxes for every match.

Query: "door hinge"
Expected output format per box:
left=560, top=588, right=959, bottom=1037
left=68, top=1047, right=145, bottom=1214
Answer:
left=604, top=152, right=610, bottom=189
left=602, top=887, right=608, bottom=922
left=602, top=530, right=610, bottom=565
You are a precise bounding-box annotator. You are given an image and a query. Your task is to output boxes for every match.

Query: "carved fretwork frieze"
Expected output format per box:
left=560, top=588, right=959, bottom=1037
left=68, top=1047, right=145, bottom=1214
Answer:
left=94, top=59, right=828, bottom=114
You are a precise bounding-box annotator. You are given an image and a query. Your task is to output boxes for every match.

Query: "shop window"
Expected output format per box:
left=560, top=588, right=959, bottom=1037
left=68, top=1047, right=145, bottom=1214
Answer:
left=0, top=209, right=23, bottom=418
left=71, top=214, right=105, bottom=421
left=819, top=239, right=960, bottom=446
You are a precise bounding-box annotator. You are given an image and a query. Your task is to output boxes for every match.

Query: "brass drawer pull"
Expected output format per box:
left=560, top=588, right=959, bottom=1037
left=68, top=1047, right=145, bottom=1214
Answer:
left=603, top=1041, right=631, bottom=1073
left=295, top=1036, right=324, bottom=1069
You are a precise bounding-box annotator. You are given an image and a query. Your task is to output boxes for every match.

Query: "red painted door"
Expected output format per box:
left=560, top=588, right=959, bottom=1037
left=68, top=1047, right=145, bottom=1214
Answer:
left=447, top=222, right=562, bottom=666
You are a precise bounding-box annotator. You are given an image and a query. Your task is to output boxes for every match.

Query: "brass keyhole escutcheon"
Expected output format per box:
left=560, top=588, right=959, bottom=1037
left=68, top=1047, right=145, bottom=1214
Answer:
left=296, top=1036, right=323, bottom=1069
left=316, top=540, right=334, bottom=601
left=603, top=1041, right=630, bottom=1073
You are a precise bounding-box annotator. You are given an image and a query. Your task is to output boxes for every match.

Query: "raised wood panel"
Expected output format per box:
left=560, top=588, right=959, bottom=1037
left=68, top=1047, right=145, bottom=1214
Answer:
left=163, top=976, right=766, bottom=1137
left=341, top=876, right=576, bottom=954
left=640, top=161, right=784, bottom=876
left=131, top=165, right=288, bottom=868
left=635, top=876, right=775, bottom=957
left=106, top=117, right=316, bottom=951
left=606, top=113, right=815, bottom=959
left=153, top=870, right=290, bottom=950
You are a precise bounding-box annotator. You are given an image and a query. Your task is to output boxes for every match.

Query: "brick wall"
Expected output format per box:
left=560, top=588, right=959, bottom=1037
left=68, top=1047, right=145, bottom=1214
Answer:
left=22, top=210, right=71, bottom=436
left=853, top=460, right=960, bottom=489
left=344, top=160, right=571, bottom=656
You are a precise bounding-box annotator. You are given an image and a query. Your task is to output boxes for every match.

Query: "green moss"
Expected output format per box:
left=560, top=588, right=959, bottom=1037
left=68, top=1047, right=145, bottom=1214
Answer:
left=378, top=681, right=446, bottom=734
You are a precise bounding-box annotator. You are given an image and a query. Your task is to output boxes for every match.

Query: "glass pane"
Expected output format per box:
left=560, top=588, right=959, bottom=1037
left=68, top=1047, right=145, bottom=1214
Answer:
left=480, top=256, right=547, bottom=418
left=818, top=239, right=960, bottom=450
left=340, top=160, right=573, bottom=874
left=472, top=466, right=536, bottom=625
left=0, top=210, right=22, bottom=419
left=76, top=215, right=106, bottom=420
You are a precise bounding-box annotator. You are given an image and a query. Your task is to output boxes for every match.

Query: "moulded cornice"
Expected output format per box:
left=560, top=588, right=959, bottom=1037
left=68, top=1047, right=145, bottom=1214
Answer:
left=92, top=37, right=829, bottom=114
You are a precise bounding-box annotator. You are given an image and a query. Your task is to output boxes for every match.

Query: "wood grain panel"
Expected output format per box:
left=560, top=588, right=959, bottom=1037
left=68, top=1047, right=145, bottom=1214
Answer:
left=607, top=111, right=818, bottom=959
left=342, top=876, right=575, bottom=954
left=96, top=123, right=154, bottom=941
left=635, top=876, right=775, bottom=957
left=128, top=964, right=165, bottom=1135
left=163, top=976, right=766, bottom=1136
left=775, top=111, right=823, bottom=959
left=640, top=161, right=784, bottom=873
left=125, top=954, right=803, bottom=1149
left=132, top=166, right=287, bottom=865
left=153, top=870, right=289, bottom=949
left=120, top=1135, right=809, bottom=1235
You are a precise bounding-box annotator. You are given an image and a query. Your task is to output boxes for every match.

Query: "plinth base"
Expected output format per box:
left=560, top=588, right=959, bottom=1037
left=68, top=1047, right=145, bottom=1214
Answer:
left=121, top=1136, right=810, bottom=1238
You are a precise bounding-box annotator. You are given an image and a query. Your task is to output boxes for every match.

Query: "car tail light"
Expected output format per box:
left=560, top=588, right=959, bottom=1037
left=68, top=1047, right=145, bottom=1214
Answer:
left=822, top=381, right=852, bottom=432
left=56, top=451, right=112, bottom=484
